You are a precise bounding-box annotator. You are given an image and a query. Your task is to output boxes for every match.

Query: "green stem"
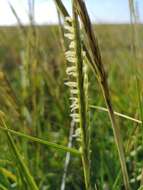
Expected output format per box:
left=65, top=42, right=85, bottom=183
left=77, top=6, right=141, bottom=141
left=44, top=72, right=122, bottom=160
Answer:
left=72, top=2, right=91, bottom=189
left=75, top=0, right=131, bottom=189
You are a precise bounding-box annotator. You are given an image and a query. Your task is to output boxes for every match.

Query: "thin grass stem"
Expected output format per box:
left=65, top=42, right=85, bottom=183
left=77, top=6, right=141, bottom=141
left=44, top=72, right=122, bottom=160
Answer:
left=72, top=1, right=91, bottom=189
left=75, top=0, right=131, bottom=189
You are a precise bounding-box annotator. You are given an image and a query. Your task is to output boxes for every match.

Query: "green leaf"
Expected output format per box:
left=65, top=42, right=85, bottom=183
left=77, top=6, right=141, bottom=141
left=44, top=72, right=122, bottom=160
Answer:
left=0, top=126, right=81, bottom=156
left=0, top=118, right=39, bottom=190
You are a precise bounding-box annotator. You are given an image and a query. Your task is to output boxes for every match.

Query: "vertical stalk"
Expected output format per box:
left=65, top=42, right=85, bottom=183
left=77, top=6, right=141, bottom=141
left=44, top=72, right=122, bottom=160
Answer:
left=75, top=0, right=130, bottom=189
left=57, top=10, right=76, bottom=190
left=28, top=0, right=35, bottom=24
left=128, top=0, right=143, bottom=126
left=60, top=120, right=75, bottom=190
left=128, top=0, right=143, bottom=187
left=57, top=8, right=66, bottom=53
left=8, top=1, right=26, bottom=36
left=54, top=0, right=130, bottom=188
left=72, top=1, right=91, bottom=189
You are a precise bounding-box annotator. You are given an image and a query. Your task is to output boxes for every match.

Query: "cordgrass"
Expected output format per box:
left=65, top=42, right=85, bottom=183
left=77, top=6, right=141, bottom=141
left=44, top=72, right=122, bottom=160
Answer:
left=75, top=0, right=130, bottom=189
left=72, top=1, right=91, bottom=189
left=0, top=0, right=143, bottom=189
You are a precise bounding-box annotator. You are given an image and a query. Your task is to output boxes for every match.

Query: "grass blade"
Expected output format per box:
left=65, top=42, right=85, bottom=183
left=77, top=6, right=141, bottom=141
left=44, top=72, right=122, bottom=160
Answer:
left=75, top=0, right=131, bottom=189
left=90, top=105, right=142, bottom=124
left=72, top=1, right=91, bottom=189
left=0, top=115, right=39, bottom=190
left=0, top=126, right=80, bottom=156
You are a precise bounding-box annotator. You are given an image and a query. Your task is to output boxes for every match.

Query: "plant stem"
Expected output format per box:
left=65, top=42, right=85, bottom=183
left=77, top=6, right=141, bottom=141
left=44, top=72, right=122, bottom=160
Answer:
left=90, top=105, right=142, bottom=124
left=72, top=2, right=91, bottom=189
left=60, top=120, right=75, bottom=190
left=75, top=0, right=130, bottom=189
left=128, top=1, right=143, bottom=187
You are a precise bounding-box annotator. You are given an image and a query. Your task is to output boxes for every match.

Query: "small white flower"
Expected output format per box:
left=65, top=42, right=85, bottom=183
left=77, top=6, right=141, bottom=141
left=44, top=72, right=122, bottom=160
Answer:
left=64, top=16, right=88, bottom=144
left=66, top=57, right=76, bottom=63
left=64, top=25, right=74, bottom=33
left=69, top=41, right=75, bottom=49
left=64, top=81, right=77, bottom=87
left=65, top=50, right=75, bottom=57
left=64, top=33, right=74, bottom=40
left=70, top=89, right=78, bottom=95
left=66, top=66, right=77, bottom=76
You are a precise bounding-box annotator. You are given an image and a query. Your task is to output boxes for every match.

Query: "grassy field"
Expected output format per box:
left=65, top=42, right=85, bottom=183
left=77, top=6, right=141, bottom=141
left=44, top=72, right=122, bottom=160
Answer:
left=0, top=1, right=143, bottom=190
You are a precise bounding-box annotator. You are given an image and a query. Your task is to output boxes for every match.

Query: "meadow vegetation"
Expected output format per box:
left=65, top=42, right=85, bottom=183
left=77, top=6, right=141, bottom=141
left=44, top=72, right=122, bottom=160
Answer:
left=0, top=0, right=143, bottom=189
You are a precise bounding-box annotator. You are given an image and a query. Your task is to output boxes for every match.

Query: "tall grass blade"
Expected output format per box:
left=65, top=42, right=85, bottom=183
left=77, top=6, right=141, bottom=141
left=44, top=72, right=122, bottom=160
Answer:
left=8, top=1, right=26, bottom=36
left=0, top=114, right=39, bottom=190
left=0, top=125, right=80, bottom=156
left=72, top=1, right=91, bottom=189
left=90, top=105, right=142, bottom=124
left=128, top=0, right=143, bottom=187
left=74, top=0, right=130, bottom=189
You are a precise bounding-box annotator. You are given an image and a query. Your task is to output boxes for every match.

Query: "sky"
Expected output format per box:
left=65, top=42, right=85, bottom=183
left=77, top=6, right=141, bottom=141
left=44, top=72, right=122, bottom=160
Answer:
left=0, top=0, right=142, bottom=25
